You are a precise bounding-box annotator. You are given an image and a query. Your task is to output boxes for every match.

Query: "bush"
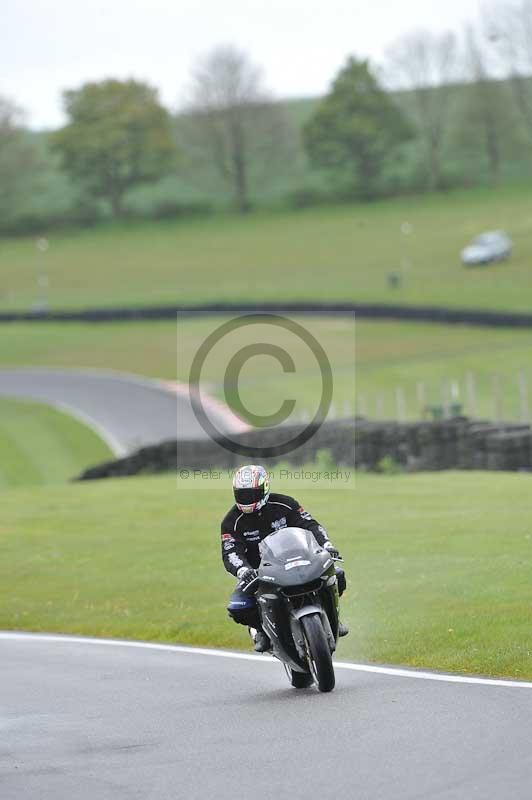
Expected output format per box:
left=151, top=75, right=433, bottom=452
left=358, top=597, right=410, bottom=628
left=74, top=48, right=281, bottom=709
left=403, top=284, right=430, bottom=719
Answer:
left=376, top=455, right=403, bottom=475
left=0, top=213, right=50, bottom=236
left=314, top=449, right=338, bottom=472
left=287, top=186, right=327, bottom=209
left=146, top=199, right=213, bottom=220
left=65, top=200, right=103, bottom=228
left=0, top=202, right=103, bottom=236
left=0, top=197, right=213, bottom=237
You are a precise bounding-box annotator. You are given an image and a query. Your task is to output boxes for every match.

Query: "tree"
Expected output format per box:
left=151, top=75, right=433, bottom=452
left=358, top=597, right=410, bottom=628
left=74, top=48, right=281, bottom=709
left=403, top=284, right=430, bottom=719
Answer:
left=52, top=79, right=176, bottom=217
left=0, top=97, right=41, bottom=225
left=460, top=26, right=506, bottom=182
left=385, top=31, right=459, bottom=190
left=485, top=0, right=532, bottom=143
left=181, top=45, right=290, bottom=213
left=302, top=57, right=412, bottom=200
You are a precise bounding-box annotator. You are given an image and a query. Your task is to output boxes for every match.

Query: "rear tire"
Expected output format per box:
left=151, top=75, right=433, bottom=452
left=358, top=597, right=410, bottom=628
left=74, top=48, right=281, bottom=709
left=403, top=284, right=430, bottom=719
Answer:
left=301, top=613, right=335, bottom=692
left=290, top=669, right=314, bottom=689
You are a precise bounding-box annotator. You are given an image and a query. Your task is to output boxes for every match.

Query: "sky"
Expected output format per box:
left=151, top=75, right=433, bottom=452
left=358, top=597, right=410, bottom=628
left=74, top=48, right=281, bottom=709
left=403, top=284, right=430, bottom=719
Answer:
left=3, top=0, right=483, bottom=129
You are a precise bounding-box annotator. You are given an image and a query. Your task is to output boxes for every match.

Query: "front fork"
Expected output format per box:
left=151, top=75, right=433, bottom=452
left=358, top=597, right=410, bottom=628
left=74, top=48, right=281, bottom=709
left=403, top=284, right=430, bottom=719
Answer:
left=290, top=600, right=337, bottom=659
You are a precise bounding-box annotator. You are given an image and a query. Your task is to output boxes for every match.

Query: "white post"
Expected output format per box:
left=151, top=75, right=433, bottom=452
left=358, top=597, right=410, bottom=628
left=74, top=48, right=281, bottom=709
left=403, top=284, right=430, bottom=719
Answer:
left=376, top=393, right=385, bottom=420
left=450, top=379, right=459, bottom=401
left=299, top=409, right=310, bottom=424
left=466, top=372, right=478, bottom=419
left=395, top=386, right=406, bottom=422
left=491, top=373, right=503, bottom=423
left=441, top=378, right=450, bottom=418
left=450, top=379, right=460, bottom=417
left=416, top=381, right=427, bottom=418
left=35, top=237, right=50, bottom=311
left=357, top=395, right=367, bottom=418
left=400, top=221, right=414, bottom=286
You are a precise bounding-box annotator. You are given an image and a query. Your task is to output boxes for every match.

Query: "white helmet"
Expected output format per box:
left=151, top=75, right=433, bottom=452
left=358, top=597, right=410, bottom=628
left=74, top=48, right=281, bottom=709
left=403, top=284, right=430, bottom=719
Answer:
left=233, top=465, right=270, bottom=513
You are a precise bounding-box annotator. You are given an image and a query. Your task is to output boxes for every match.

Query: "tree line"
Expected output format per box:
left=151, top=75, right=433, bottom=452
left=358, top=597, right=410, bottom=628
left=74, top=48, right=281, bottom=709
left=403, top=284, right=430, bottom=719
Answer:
left=2, top=0, right=532, bottom=233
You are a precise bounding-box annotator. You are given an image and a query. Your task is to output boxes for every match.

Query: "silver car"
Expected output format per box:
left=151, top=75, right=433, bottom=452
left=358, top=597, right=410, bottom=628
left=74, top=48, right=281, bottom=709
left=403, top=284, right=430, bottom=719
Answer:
left=461, top=230, right=512, bottom=266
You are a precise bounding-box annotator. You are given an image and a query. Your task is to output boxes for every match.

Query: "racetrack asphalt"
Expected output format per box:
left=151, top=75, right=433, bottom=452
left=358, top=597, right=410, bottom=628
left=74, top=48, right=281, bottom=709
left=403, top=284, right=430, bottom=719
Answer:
left=0, top=368, right=244, bottom=455
left=2, top=633, right=532, bottom=800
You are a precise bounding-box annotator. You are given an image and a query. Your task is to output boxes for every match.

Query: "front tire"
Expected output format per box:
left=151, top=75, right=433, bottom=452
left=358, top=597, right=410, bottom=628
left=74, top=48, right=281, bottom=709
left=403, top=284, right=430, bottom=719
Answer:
left=301, top=613, right=335, bottom=692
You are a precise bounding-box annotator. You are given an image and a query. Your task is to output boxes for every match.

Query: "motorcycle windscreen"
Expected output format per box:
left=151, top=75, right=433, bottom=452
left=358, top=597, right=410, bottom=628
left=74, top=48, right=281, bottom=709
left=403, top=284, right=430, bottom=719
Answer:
left=259, top=527, right=317, bottom=563
left=258, top=527, right=332, bottom=587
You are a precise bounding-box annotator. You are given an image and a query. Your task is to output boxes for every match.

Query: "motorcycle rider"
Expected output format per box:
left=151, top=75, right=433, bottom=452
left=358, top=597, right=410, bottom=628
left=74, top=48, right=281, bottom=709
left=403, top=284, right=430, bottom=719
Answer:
left=221, top=464, right=348, bottom=652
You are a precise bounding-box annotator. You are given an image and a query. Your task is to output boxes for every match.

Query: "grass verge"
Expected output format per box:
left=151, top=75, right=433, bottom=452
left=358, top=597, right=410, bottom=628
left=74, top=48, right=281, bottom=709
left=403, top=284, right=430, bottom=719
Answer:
left=0, top=398, right=113, bottom=488
left=1, top=183, right=531, bottom=311
left=2, top=471, right=532, bottom=679
left=4, top=317, right=532, bottom=421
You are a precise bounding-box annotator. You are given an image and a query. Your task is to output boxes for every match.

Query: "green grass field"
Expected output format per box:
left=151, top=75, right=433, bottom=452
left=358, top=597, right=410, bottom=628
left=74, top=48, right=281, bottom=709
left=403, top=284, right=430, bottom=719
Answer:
left=1, top=183, right=531, bottom=312
left=2, top=471, right=532, bottom=679
left=3, top=317, right=532, bottom=422
left=0, top=398, right=112, bottom=488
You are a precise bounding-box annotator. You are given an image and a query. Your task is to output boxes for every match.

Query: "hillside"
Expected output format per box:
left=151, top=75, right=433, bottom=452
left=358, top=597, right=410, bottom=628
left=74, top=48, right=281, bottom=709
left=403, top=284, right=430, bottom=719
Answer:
left=1, top=183, right=531, bottom=312
left=0, top=398, right=112, bottom=487
left=17, top=80, right=532, bottom=228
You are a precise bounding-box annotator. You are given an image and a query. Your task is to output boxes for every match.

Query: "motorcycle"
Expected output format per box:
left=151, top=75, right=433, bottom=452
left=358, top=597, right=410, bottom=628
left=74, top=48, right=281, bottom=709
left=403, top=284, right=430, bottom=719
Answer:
left=242, top=526, right=342, bottom=693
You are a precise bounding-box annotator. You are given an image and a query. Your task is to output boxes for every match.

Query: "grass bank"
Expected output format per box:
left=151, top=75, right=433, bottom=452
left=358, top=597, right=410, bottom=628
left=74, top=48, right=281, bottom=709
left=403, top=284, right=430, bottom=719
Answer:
left=2, top=471, right=532, bottom=679
left=0, top=398, right=112, bottom=488
left=1, top=184, right=531, bottom=311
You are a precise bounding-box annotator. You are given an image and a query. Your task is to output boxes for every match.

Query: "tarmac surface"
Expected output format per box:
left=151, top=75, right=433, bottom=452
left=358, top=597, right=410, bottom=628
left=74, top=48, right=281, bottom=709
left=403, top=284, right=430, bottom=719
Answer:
left=0, top=368, right=244, bottom=455
left=2, top=633, right=532, bottom=800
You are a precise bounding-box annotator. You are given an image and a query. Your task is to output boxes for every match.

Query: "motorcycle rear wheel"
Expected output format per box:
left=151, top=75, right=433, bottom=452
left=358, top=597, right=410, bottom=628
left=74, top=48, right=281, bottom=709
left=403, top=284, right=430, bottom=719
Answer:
left=301, top=613, right=335, bottom=692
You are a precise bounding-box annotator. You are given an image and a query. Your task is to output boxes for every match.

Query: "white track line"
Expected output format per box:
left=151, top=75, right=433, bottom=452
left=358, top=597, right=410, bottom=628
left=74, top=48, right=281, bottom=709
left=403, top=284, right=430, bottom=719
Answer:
left=0, top=367, right=248, bottom=454
left=1, top=632, right=532, bottom=689
left=2, top=367, right=249, bottom=438
left=44, top=367, right=250, bottom=433
left=52, top=401, right=126, bottom=457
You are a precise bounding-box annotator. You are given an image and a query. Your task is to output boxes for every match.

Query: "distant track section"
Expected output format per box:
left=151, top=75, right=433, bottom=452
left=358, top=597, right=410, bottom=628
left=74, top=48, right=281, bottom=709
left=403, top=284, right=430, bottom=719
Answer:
left=0, top=368, right=246, bottom=456
left=2, top=302, right=532, bottom=327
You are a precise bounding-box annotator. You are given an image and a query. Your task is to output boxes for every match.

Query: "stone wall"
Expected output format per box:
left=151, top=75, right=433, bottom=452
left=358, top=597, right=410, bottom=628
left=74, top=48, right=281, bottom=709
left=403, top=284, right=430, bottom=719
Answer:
left=77, top=417, right=532, bottom=480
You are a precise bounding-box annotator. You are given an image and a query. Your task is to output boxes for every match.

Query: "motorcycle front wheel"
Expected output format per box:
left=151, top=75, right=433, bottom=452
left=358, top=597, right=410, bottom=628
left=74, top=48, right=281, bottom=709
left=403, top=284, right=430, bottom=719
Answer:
left=301, top=613, right=335, bottom=692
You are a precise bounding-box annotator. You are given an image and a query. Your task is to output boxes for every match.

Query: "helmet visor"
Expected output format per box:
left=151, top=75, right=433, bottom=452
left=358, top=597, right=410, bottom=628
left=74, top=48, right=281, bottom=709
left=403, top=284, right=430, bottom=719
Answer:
left=234, top=487, right=265, bottom=506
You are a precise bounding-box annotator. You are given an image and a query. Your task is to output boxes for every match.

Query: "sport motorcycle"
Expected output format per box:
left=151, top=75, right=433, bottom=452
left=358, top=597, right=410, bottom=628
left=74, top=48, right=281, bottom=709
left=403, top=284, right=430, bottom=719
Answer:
left=242, top=526, right=342, bottom=692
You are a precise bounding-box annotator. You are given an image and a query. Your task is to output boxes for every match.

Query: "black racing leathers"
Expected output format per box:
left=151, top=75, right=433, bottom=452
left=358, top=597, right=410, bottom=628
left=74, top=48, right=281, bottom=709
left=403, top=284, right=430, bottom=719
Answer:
left=220, top=493, right=329, bottom=576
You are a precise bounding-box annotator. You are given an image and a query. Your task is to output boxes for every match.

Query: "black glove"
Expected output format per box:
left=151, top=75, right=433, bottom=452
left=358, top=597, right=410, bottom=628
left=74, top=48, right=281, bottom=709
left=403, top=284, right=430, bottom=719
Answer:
left=324, top=542, right=341, bottom=559
left=237, top=566, right=258, bottom=592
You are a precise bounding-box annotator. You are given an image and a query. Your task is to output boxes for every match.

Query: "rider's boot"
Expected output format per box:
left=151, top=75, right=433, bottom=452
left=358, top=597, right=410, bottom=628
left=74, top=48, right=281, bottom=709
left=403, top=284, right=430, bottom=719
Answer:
left=338, top=621, right=349, bottom=637
left=249, top=626, right=271, bottom=652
